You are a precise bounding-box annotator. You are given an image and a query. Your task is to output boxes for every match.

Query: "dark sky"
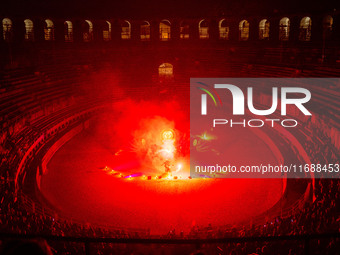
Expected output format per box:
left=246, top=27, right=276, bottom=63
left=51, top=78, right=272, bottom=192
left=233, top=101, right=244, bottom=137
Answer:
left=1, top=0, right=339, bottom=19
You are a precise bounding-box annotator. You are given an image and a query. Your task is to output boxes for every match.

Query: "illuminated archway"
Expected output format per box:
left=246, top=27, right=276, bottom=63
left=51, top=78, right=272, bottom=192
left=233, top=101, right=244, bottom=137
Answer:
left=180, top=21, right=189, bottom=39
left=140, top=21, right=150, bottom=41
left=24, top=19, right=34, bottom=41
left=299, top=16, right=311, bottom=41
left=279, top=17, right=290, bottom=41
left=159, top=20, right=171, bottom=41
left=159, top=63, right=173, bottom=78
left=199, top=19, right=209, bottom=39
left=83, top=20, right=93, bottom=42
left=239, top=20, right=249, bottom=41
left=259, top=19, right=270, bottom=40
left=44, top=19, right=54, bottom=41
left=219, top=19, right=229, bottom=40
left=2, top=18, right=12, bottom=42
left=103, top=21, right=111, bottom=41
left=121, top=20, right=131, bottom=40
left=64, top=21, right=73, bottom=42
left=323, top=15, right=333, bottom=38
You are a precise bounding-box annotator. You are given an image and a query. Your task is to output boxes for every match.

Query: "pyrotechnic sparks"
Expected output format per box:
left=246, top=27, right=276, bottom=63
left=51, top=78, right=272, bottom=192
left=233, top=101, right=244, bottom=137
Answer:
left=174, top=163, right=182, bottom=173
left=97, top=100, right=189, bottom=177
left=162, top=129, right=175, bottom=140
left=198, top=131, right=216, bottom=141
left=158, top=129, right=176, bottom=160
left=130, top=117, right=182, bottom=172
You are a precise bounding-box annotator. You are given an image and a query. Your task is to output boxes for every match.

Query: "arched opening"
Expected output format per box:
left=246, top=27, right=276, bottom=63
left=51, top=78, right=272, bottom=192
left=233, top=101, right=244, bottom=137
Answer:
left=299, top=16, right=312, bottom=41
left=239, top=20, right=249, bottom=41
left=199, top=19, right=209, bottom=39
left=180, top=21, right=189, bottom=39
left=140, top=21, right=150, bottom=41
left=259, top=19, right=270, bottom=40
left=279, top=17, right=290, bottom=41
left=219, top=19, right=229, bottom=40
left=121, top=20, right=131, bottom=40
left=103, top=21, right=111, bottom=41
left=44, top=19, right=54, bottom=41
left=159, top=63, right=173, bottom=79
left=24, top=19, right=34, bottom=41
left=323, top=15, right=333, bottom=38
left=159, top=20, right=171, bottom=41
left=64, top=21, right=73, bottom=42
left=2, top=18, right=13, bottom=42
left=83, top=20, right=94, bottom=42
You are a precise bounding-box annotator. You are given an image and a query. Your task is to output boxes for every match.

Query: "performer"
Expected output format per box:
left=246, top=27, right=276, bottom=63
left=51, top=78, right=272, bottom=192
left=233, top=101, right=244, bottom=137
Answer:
left=162, top=160, right=172, bottom=175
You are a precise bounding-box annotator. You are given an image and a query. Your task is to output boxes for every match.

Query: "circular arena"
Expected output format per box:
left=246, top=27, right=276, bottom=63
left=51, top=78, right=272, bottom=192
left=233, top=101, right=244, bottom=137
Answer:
left=0, top=1, right=340, bottom=254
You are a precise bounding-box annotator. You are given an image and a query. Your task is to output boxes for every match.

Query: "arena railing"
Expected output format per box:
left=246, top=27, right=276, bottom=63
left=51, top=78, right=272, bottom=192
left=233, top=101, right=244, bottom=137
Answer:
left=0, top=232, right=339, bottom=255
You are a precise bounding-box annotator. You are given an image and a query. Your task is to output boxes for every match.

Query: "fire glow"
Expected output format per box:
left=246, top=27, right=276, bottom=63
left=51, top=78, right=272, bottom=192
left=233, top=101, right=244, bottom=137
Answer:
left=158, top=129, right=176, bottom=160
left=98, top=100, right=190, bottom=177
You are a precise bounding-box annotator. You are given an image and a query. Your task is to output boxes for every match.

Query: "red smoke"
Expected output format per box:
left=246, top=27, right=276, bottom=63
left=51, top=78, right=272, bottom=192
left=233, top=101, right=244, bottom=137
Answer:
left=94, top=99, right=190, bottom=174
